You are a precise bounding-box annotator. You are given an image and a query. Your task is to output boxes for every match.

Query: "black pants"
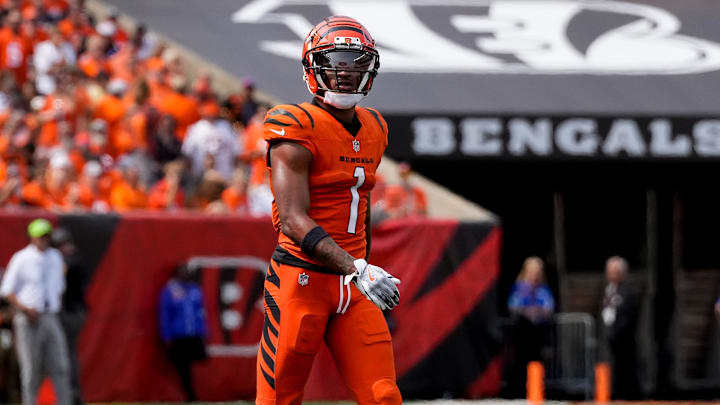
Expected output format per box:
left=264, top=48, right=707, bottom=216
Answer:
left=167, top=337, right=206, bottom=401
left=610, top=340, right=639, bottom=400
left=60, top=310, right=86, bottom=405
left=504, top=317, right=547, bottom=398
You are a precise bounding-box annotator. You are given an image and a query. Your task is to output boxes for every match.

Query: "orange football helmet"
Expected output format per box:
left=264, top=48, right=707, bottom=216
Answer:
left=302, top=16, right=380, bottom=98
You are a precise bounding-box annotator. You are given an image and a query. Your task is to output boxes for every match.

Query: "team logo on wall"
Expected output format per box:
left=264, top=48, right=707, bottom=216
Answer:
left=233, top=0, right=720, bottom=74
left=186, top=256, right=269, bottom=358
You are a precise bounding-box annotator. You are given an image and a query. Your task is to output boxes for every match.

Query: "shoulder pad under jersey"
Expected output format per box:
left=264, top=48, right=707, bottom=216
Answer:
left=264, top=103, right=318, bottom=155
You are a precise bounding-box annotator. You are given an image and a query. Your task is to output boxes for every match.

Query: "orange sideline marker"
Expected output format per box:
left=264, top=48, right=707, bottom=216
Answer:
left=595, top=362, right=611, bottom=403
left=527, top=361, right=544, bottom=404
left=38, top=377, right=56, bottom=405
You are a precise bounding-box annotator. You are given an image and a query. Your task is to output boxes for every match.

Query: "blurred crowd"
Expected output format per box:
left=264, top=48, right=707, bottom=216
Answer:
left=0, top=0, right=271, bottom=215
left=0, top=0, right=429, bottom=219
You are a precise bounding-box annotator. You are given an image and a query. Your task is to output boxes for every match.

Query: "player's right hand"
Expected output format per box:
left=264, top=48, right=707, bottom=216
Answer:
left=344, top=259, right=401, bottom=311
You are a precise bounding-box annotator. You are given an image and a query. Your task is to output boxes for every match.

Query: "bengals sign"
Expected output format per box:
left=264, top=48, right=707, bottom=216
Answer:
left=383, top=115, right=720, bottom=160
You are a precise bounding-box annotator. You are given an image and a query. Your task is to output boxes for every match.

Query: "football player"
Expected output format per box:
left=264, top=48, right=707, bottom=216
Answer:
left=256, top=16, right=402, bottom=405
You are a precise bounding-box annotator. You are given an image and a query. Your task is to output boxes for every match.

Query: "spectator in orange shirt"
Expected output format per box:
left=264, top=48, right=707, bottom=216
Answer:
left=20, top=153, right=72, bottom=210
left=221, top=166, right=248, bottom=214
left=74, top=159, right=110, bottom=212
left=241, top=105, right=267, bottom=187
left=21, top=163, right=50, bottom=208
left=107, top=36, right=136, bottom=83
left=109, top=155, right=147, bottom=211
left=147, top=160, right=184, bottom=211
left=143, top=42, right=165, bottom=73
left=158, top=75, right=199, bottom=140
left=78, top=34, right=109, bottom=79
left=93, top=78, right=127, bottom=156
left=190, top=71, right=213, bottom=104
left=0, top=10, right=32, bottom=86
left=118, top=79, right=157, bottom=156
left=58, top=4, right=94, bottom=44
left=36, top=84, right=77, bottom=148
left=382, top=162, right=428, bottom=219
left=43, top=151, right=74, bottom=209
left=20, top=0, right=62, bottom=23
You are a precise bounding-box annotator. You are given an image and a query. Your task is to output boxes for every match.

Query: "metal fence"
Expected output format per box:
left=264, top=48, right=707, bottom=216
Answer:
left=500, top=312, right=597, bottom=400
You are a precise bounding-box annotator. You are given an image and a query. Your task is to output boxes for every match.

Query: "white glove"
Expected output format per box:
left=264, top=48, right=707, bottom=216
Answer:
left=344, top=259, right=401, bottom=311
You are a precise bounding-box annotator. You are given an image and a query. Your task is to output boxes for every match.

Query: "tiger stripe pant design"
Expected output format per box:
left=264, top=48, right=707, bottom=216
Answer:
left=256, top=260, right=402, bottom=405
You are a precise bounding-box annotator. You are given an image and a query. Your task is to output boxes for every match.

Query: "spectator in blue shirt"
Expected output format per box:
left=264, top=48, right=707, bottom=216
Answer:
left=504, top=256, right=555, bottom=398
left=508, top=256, right=555, bottom=324
left=159, top=264, right=207, bottom=401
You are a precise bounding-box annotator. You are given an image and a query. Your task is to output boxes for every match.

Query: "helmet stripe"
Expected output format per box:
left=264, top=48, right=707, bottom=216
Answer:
left=318, top=25, right=367, bottom=41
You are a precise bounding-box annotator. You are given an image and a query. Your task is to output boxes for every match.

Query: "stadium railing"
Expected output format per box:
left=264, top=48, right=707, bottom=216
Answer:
left=500, top=312, right=597, bottom=400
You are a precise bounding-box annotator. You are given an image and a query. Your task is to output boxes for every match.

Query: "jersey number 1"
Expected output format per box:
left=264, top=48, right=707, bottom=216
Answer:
left=347, top=167, right=365, bottom=234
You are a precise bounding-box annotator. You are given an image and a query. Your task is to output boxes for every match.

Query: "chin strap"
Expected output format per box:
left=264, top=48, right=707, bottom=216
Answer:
left=323, top=91, right=365, bottom=109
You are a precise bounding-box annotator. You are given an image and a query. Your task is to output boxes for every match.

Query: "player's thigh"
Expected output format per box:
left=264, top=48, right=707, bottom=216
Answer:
left=270, top=263, right=332, bottom=393
left=273, top=263, right=332, bottom=358
left=325, top=298, right=401, bottom=405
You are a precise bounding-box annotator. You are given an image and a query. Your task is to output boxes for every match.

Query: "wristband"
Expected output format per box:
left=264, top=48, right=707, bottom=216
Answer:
left=300, top=226, right=330, bottom=256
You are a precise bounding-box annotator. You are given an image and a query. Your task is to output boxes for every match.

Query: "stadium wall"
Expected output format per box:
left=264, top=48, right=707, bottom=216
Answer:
left=0, top=212, right=501, bottom=401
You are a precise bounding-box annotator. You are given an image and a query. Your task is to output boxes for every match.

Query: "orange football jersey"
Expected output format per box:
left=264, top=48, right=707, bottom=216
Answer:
left=264, top=102, right=388, bottom=264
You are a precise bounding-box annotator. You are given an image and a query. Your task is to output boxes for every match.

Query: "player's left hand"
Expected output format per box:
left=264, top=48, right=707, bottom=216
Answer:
left=344, top=259, right=401, bottom=311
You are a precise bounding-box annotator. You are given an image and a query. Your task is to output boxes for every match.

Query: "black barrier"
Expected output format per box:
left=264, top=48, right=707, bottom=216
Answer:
left=500, top=313, right=596, bottom=400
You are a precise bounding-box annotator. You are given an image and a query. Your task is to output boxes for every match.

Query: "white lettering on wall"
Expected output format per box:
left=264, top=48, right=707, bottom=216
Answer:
left=460, top=118, right=502, bottom=155
left=412, top=118, right=456, bottom=155
left=649, top=119, right=691, bottom=157
left=555, top=119, right=599, bottom=156
left=602, top=119, right=646, bottom=156
left=694, top=120, right=720, bottom=156
left=508, top=118, right=552, bottom=156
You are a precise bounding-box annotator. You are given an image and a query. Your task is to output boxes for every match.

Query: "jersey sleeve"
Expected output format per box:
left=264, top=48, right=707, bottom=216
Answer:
left=264, top=104, right=317, bottom=157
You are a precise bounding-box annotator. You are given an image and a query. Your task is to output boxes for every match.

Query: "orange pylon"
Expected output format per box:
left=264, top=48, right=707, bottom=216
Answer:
left=595, top=362, right=611, bottom=403
left=527, top=361, right=544, bottom=404
left=37, top=377, right=56, bottom=405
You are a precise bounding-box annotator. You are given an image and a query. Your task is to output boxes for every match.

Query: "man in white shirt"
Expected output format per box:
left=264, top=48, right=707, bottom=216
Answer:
left=33, top=27, right=76, bottom=95
left=181, top=105, right=241, bottom=181
left=0, top=218, right=72, bottom=405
